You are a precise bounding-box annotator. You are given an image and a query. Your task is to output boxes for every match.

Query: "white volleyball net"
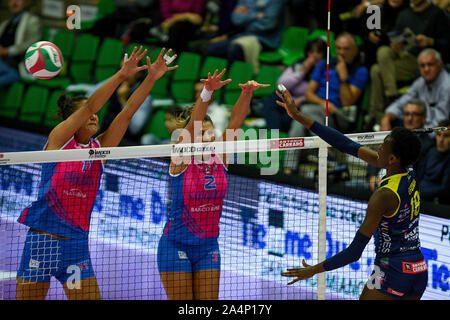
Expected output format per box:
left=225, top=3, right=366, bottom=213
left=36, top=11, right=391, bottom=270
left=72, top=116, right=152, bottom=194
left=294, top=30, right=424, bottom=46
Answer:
left=0, top=126, right=448, bottom=300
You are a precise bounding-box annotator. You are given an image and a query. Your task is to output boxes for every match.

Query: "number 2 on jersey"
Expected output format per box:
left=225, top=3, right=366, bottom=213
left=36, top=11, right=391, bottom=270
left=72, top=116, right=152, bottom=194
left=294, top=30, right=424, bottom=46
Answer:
left=204, top=175, right=216, bottom=190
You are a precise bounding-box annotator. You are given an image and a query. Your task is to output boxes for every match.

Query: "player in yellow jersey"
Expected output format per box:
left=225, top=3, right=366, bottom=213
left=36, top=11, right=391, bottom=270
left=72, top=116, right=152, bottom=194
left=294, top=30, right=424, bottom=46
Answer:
left=278, top=87, right=428, bottom=300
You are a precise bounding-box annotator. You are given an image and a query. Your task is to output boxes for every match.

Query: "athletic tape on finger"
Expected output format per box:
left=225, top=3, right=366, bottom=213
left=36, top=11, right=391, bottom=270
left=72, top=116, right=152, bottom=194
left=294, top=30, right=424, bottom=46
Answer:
left=164, top=54, right=176, bottom=65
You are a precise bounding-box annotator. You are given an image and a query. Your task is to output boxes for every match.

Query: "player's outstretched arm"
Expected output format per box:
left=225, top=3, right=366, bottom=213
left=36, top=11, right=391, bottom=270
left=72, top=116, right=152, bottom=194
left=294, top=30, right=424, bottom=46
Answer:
left=98, top=48, right=178, bottom=147
left=281, top=187, right=397, bottom=285
left=276, top=86, right=379, bottom=167
left=48, top=46, right=149, bottom=149
left=222, top=81, right=270, bottom=142
left=183, top=69, right=231, bottom=144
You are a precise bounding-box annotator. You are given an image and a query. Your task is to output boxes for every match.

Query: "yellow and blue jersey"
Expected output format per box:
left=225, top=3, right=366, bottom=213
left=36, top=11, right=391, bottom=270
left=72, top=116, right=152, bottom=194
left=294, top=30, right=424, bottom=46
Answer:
left=374, top=170, right=421, bottom=255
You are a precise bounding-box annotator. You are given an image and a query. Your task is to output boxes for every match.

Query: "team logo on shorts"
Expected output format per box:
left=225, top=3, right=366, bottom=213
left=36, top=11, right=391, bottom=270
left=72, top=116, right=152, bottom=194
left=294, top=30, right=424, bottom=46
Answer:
left=29, top=259, right=40, bottom=269
left=178, top=251, right=188, bottom=259
left=402, top=260, right=427, bottom=274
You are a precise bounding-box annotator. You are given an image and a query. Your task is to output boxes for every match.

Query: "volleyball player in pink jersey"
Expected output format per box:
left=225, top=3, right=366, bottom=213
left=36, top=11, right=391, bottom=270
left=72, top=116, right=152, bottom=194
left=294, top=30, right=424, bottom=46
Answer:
left=16, top=47, right=178, bottom=300
left=157, top=69, right=269, bottom=300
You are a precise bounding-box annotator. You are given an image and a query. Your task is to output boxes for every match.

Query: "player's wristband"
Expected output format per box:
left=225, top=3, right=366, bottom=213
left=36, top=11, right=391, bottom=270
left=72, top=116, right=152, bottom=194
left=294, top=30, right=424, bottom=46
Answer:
left=200, top=87, right=214, bottom=102
left=323, top=231, right=370, bottom=271
left=310, top=121, right=361, bottom=157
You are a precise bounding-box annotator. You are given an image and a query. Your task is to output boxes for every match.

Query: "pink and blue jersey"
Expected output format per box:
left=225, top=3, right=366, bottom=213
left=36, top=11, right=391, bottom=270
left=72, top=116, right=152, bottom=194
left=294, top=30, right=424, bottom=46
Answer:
left=18, top=137, right=103, bottom=240
left=164, top=155, right=228, bottom=246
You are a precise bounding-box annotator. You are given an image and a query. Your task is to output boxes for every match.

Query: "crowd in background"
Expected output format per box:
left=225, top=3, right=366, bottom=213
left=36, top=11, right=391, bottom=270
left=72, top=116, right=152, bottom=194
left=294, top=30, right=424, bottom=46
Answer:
left=0, top=0, right=449, bottom=205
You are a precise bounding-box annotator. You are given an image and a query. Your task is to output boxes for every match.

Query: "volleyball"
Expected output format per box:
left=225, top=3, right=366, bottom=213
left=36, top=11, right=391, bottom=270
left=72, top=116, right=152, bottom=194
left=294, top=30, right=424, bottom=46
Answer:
left=25, top=41, right=63, bottom=79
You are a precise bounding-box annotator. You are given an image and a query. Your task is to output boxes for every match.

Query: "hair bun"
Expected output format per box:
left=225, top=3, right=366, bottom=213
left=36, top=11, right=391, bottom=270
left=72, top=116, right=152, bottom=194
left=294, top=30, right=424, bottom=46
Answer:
left=57, top=94, right=71, bottom=109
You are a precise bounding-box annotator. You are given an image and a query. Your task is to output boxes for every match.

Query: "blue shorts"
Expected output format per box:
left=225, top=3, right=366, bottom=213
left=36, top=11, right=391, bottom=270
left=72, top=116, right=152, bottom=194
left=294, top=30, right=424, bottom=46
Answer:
left=368, top=250, right=428, bottom=298
left=17, top=229, right=95, bottom=284
left=157, top=236, right=221, bottom=273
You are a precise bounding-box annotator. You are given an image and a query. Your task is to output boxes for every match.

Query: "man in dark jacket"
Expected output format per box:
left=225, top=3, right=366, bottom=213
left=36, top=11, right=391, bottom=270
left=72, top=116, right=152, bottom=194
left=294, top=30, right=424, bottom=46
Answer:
left=417, top=119, right=450, bottom=205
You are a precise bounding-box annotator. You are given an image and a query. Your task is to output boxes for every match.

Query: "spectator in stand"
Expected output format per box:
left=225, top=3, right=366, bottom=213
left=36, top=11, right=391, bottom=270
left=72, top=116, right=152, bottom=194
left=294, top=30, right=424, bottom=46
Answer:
left=90, top=0, right=160, bottom=45
left=380, top=48, right=450, bottom=131
left=283, top=33, right=368, bottom=175
left=432, top=0, right=450, bottom=13
left=417, top=119, right=450, bottom=205
left=262, top=38, right=327, bottom=133
left=0, top=0, right=41, bottom=87
left=367, top=0, right=449, bottom=128
left=204, top=0, right=286, bottom=72
left=155, top=0, right=208, bottom=52
left=339, top=0, right=384, bottom=38
left=367, top=98, right=434, bottom=192
left=359, top=0, right=409, bottom=68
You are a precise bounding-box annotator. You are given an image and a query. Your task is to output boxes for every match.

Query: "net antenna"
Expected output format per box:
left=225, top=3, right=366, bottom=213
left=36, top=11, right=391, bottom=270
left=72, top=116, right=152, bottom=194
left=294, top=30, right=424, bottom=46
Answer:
left=325, top=0, right=331, bottom=127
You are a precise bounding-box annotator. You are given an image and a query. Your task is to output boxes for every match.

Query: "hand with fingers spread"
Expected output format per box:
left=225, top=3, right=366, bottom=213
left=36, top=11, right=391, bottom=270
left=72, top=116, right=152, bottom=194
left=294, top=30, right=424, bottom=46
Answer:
left=200, top=69, right=232, bottom=92
left=146, top=48, right=178, bottom=81
left=281, top=259, right=319, bottom=285
left=238, top=80, right=270, bottom=93
left=119, top=46, right=149, bottom=79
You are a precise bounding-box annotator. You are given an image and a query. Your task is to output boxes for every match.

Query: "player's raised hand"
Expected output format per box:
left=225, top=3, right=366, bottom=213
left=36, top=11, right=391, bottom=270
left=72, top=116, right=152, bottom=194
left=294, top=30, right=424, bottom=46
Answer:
left=200, top=69, right=232, bottom=91
left=281, top=259, right=317, bottom=285
left=119, top=46, right=148, bottom=78
left=146, top=47, right=178, bottom=81
left=239, top=80, right=270, bottom=92
left=276, top=85, right=299, bottom=119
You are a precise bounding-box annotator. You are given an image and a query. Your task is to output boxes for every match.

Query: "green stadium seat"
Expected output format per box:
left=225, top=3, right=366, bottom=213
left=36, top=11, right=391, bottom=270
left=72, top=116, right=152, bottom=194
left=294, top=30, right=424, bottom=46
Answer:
left=147, top=47, right=171, bottom=99
left=19, top=85, right=50, bottom=124
left=97, top=101, right=109, bottom=127
left=254, top=65, right=282, bottom=98
left=223, top=61, right=254, bottom=106
left=53, top=30, right=76, bottom=61
left=171, top=52, right=201, bottom=103
left=199, top=56, right=228, bottom=103
left=172, top=52, right=201, bottom=81
left=70, top=34, right=100, bottom=83
left=259, top=26, right=309, bottom=65
left=97, top=38, right=124, bottom=67
left=200, top=56, right=227, bottom=78
left=143, top=108, right=170, bottom=140
left=95, top=38, right=125, bottom=82
left=0, top=82, right=25, bottom=119
left=44, top=90, right=63, bottom=127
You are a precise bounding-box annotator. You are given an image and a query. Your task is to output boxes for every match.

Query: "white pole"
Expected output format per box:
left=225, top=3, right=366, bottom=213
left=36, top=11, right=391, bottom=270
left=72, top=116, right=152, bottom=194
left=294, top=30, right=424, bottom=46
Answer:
left=317, top=140, right=328, bottom=300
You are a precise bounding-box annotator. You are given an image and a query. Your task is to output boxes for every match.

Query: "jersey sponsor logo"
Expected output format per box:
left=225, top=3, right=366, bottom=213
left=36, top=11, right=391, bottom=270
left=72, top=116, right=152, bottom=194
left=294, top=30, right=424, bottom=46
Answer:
left=402, top=260, right=427, bottom=274
left=387, top=288, right=404, bottom=297
left=378, top=220, right=392, bottom=253
left=63, top=171, right=97, bottom=188
left=63, top=188, right=87, bottom=198
left=190, top=204, right=221, bottom=213
left=178, top=251, right=188, bottom=259
left=187, top=190, right=226, bottom=201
